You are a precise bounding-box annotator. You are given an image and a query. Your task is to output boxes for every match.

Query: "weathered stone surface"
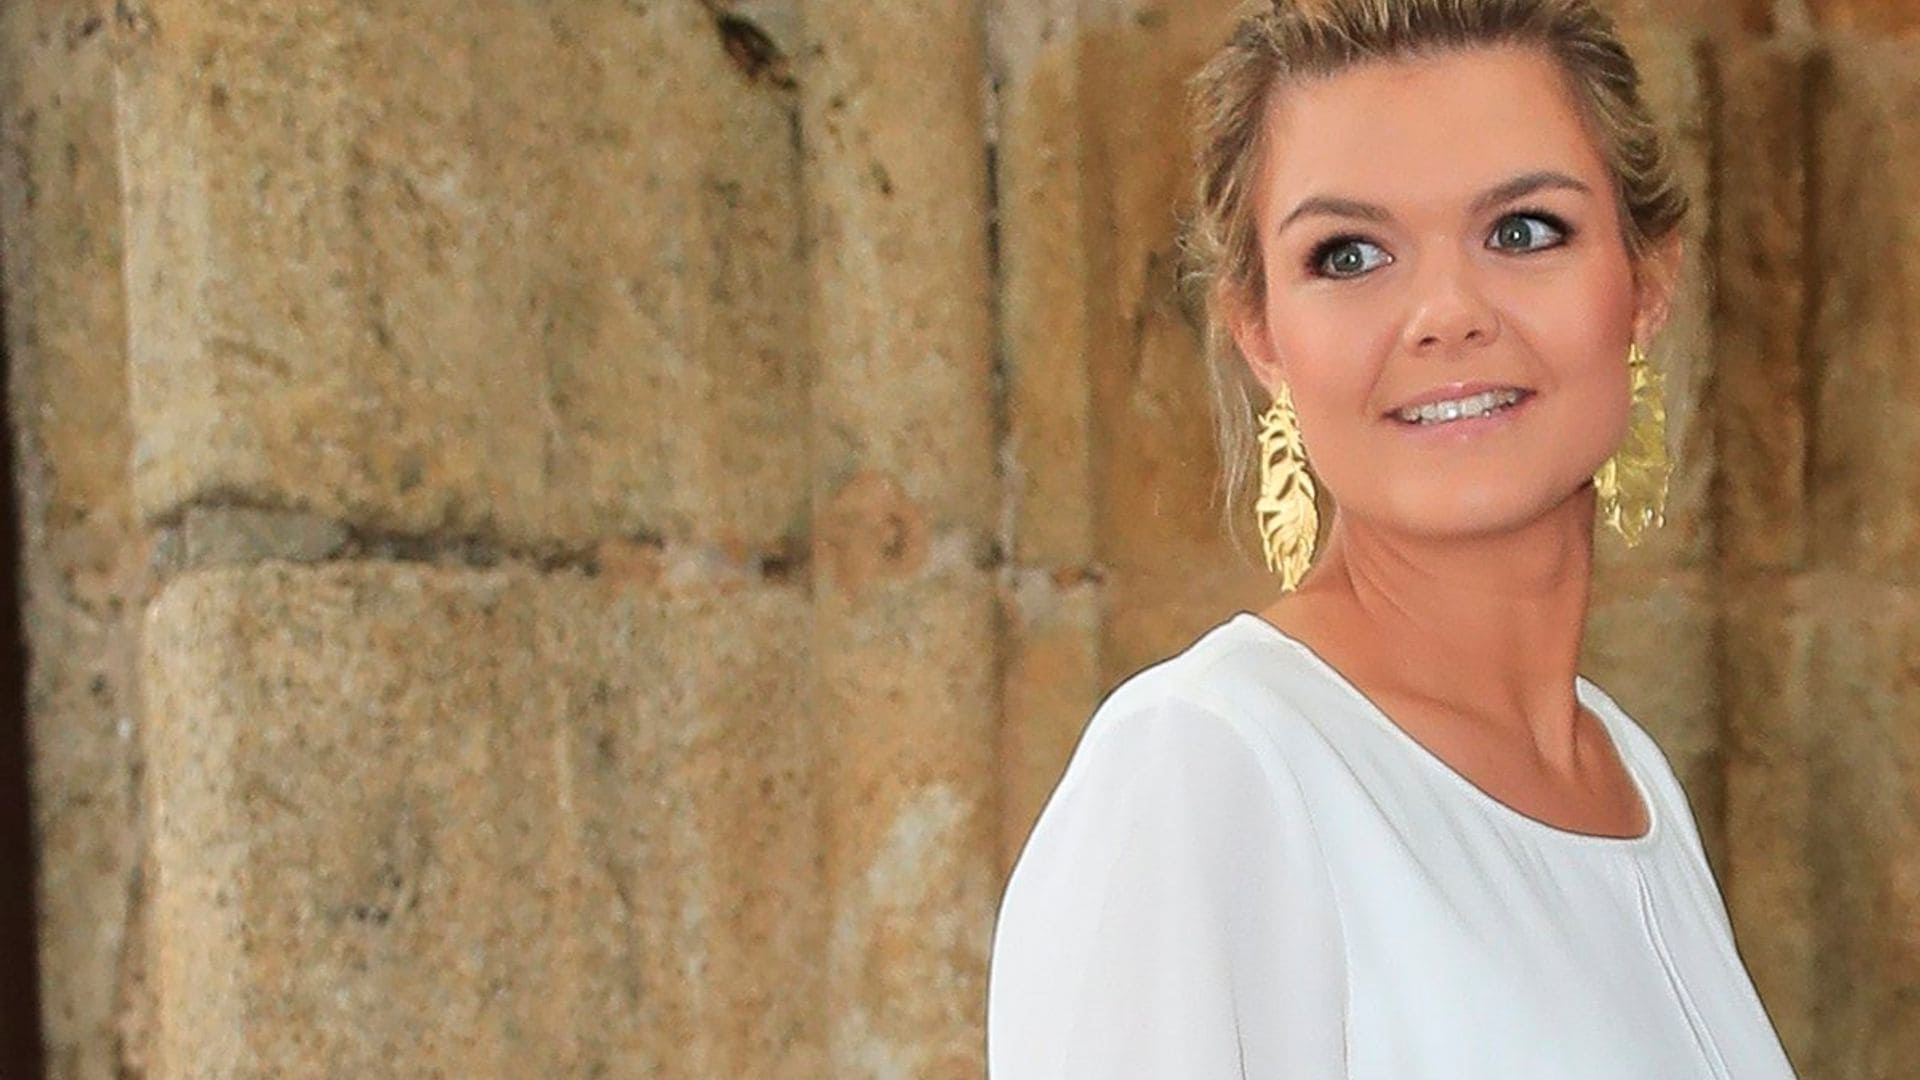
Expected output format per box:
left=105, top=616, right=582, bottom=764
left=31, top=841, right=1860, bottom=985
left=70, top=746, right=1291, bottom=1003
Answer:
left=16, top=591, right=146, bottom=1080
left=993, top=0, right=1099, bottom=569
left=798, top=1, right=1003, bottom=1073
left=1594, top=24, right=1719, bottom=573
left=815, top=470, right=933, bottom=601
left=1806, top=42, right=1920, bottom=580
left=1582, top=569, right=1725, bottom=871
left=1104, top=558, right=1274, bottom=693
left=1715, top=41, right=1815, bottom=572
left=997, top=568, right=1102, bottom=877
left=1724, top=573, right=1920, bottom=1079
left=115, top=0, right=809, bottom=552
left=1601, top=0, right=1774, bottom=36
left=1070, top=1, right=1259, bottom=673
left=1804, top=0, right=1920, bottom=34
left=800, top=8, right=997, bottom=535
left=1792, top=582, right=1920, bottom=1080
left=142, top=563, right=824, bottom=1077
left=173, top=506, right=350, bottom=569
left=0, top=3, right=147, bottom=1076
left=1721, top=574, right=1819, bottom=1072
left=812, top=563, right=999, bottom=1078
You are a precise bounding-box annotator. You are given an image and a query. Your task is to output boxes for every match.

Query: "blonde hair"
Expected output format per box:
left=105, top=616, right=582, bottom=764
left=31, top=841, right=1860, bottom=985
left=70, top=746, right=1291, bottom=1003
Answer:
left=1183, top=0, right=1691, bottom=545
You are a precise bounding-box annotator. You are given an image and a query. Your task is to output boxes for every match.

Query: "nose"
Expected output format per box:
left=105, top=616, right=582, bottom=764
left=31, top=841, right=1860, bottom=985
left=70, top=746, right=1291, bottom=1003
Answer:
left=1401, top=250, right=1500, bottom=354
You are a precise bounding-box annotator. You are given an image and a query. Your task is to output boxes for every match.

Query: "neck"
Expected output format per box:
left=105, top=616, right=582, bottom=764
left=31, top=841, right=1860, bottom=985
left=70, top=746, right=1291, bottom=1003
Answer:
left=1297, top=485, right=1597, bottom=761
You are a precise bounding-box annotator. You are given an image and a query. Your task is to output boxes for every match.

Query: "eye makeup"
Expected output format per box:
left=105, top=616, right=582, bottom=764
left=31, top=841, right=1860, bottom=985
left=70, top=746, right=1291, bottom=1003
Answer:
left=1301, top=206, right=1579, bottom=280
left=1494, top=206, right=1576, bottom=248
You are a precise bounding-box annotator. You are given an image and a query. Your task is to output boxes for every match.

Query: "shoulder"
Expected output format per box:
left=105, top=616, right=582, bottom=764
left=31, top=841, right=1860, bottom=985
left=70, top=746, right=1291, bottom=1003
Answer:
left=1007, top=615, right=1344, bottom=889
left=990, top=620, right=1353, bottom=1078
left=1094, top=612, right=1353, bottom=745
left=1058, top=615, right=1337, bottom=807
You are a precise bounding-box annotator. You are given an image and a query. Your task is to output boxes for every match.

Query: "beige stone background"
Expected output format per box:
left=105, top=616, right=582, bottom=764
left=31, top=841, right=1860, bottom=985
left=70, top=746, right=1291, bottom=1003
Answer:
left=0, top=0, right=1917, bottom=1075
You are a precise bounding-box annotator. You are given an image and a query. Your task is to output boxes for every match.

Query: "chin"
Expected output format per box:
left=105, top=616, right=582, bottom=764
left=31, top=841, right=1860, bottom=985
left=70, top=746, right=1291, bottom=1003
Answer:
left=1375, top=482, right=1572, bottom=542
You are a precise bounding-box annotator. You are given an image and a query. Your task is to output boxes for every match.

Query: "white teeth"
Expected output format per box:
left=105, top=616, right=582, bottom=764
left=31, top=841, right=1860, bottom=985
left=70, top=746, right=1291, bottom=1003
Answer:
left=1396, top=388, right=1524, bottom=426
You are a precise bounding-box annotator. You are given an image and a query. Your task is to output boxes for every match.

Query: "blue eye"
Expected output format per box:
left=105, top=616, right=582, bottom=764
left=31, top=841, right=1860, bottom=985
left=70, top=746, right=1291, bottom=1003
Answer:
left=1308, top=237, right=1391, bottom=279
left=1490, top=210, right=1570, bottom=251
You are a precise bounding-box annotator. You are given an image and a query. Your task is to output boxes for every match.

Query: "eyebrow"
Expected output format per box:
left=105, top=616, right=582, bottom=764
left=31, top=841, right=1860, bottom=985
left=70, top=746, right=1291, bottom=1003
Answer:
left=1275, top=170, right=1595, bottom=235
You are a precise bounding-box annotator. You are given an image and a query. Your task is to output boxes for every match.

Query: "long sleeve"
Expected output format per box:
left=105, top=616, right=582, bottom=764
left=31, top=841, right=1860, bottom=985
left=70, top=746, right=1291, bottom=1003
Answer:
left=987, top=687, right=1348, bottom=1078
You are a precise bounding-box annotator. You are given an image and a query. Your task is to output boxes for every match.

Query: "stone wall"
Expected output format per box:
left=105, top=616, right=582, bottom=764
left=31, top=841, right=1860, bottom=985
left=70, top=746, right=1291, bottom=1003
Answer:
left=2, top=0, right=1917, bottom=1076
left=1717, top=30, right=1920, bottom=1077
left=0, top=2, right=146, bottom=1075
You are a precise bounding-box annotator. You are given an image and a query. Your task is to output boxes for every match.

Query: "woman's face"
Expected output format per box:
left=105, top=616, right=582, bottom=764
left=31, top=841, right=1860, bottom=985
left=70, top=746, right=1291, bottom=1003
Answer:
left=1230, top=44, right=1683, bottom=544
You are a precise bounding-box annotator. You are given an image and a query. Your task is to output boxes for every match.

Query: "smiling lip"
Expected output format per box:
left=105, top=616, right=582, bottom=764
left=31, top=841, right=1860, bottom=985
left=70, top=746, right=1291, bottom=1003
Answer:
left=1383, top=381, right=1535, bottom=419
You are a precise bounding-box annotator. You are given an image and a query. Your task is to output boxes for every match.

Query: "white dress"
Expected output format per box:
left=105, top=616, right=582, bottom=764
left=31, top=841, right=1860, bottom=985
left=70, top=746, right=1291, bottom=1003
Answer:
left=987, top=612, right=1797, bottom=1078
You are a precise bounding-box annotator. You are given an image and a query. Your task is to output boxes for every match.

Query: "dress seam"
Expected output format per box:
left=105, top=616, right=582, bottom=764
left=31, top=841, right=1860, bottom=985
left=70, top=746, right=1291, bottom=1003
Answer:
left=1634, top=863, right=1733, bottom=1078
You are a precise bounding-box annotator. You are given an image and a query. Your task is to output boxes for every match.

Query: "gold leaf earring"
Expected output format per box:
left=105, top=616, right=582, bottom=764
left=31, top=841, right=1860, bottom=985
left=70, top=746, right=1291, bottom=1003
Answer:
left=1255, top=381, right=1319, bottom=592
left=1592, top=341, right=1670, bottom=546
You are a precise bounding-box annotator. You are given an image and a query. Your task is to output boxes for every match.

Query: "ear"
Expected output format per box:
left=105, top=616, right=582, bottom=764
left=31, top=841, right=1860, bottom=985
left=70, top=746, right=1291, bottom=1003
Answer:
left=1630, top=229, right=1686, bottom=346
left=1223, top=282, right=1285, bottom=396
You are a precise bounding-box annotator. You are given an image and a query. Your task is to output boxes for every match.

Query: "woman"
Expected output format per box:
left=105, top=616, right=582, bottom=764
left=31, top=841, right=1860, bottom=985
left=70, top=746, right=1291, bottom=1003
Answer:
left=986, top=1, right=1796, bottom=1076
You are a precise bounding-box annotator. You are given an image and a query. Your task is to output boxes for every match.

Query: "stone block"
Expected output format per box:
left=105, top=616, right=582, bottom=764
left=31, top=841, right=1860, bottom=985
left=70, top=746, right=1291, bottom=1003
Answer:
left=1714, top=40, right=1815, bottom=573
left=1102, top=556, right=1274, bottom=692
left=0, top=5, right=146, bottom=1076
left=1600, top=0, right=1773, bottom=36
left=812, top=558, right=1001, bottom=1078
left=993, top=0, right=1098, bottom=568
left=798, top=0, right=997, bottom=538
left=997, top=567, right=1102, bottom=878
left=1071, top=3, right=1257, bottom=667
left=1721, top=574, right=1819, bottom=1072
left=1807, top=41, right=1920, bottom=581
left=1792, top=577, right=1920, bottom=1078
left=142, top=562, right=824, bottom=1077
left=1, top=9, right=133, bottom=539
left=1804, top=0, right=1920, bottom=34
left=1724, top=573, right=1920, bottom=1078
left=15, top=584, right=146, bottom=1080
left=798, top=3, right=1005, bottom=1074
left=115, top=0, right=809, bottom=552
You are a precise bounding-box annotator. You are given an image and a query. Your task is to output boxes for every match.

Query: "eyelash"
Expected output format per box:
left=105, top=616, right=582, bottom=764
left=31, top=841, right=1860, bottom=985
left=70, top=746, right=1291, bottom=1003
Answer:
left=1303, top=208, right=1575, bottom=279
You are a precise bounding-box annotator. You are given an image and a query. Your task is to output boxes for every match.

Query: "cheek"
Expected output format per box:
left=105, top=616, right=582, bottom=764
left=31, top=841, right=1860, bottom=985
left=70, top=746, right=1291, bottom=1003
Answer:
left=1259, top=305, right=1394, bottom=467
left=1260, top=290, right=1394, bottom=406
left=1552, top=343, right=1636, bottom=477
left=1266, top=357, right=1393, bottom=511
left=1531, top=276, right=1641, bottom=448
left=1273, top=352, right=1385, bottom=478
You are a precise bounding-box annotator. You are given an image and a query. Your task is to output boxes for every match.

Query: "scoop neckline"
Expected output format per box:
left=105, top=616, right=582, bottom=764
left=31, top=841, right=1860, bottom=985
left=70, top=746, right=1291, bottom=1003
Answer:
left=1227, top=610, right=1662, bottom=850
